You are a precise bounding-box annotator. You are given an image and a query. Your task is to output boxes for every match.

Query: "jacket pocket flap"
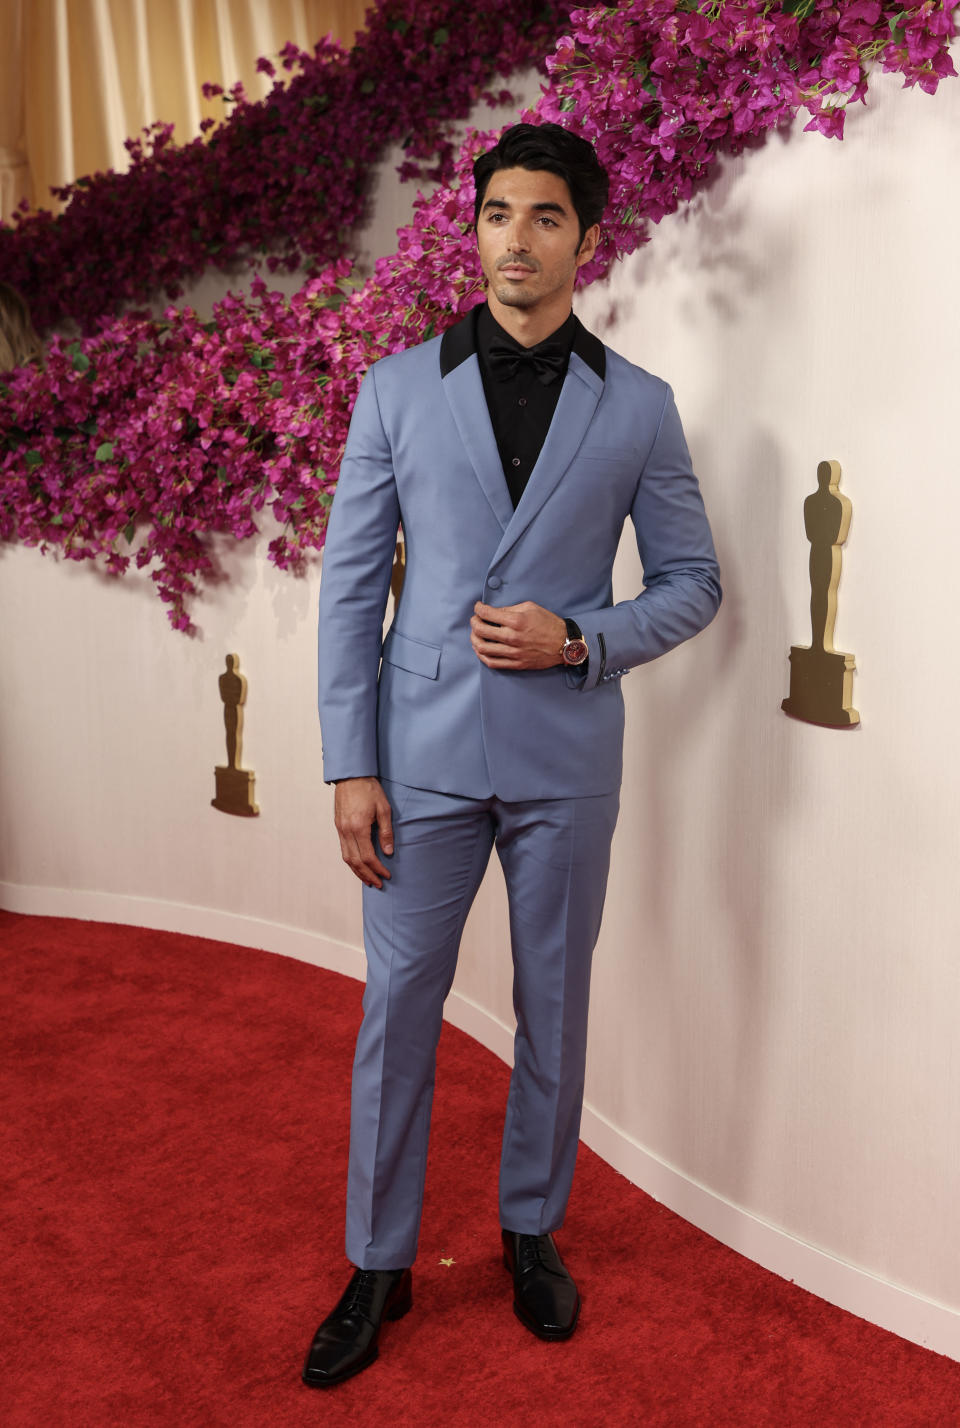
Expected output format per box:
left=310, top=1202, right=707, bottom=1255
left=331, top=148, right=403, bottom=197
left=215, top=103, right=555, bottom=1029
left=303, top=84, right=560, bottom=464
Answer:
left=382, top=628, right=441, bottom=680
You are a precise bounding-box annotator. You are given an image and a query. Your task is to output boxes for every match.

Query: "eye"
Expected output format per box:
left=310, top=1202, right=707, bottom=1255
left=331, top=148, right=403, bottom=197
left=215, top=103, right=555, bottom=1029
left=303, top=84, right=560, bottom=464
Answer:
left=535, top=216, right=558, bottom=228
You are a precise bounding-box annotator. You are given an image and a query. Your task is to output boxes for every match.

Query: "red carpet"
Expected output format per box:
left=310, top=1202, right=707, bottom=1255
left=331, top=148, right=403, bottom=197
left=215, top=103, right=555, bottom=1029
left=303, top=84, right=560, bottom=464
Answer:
left=2, top=910, right=959, bottom=1426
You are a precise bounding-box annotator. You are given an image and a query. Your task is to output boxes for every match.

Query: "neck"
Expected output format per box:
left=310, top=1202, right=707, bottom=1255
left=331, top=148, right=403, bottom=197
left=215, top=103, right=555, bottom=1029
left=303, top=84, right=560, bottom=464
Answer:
left=486, top=291, right=574, bottom=348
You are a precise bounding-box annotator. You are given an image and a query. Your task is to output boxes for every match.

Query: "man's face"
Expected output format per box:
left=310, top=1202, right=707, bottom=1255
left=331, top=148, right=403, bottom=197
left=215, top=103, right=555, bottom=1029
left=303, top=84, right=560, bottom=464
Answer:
left=475, top=167, right=598, bottom=320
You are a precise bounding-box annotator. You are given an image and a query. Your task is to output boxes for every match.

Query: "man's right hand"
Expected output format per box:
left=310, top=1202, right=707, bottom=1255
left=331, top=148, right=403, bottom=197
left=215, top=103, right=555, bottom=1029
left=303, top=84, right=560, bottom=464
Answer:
left=334, top=777, right=394, bottom=889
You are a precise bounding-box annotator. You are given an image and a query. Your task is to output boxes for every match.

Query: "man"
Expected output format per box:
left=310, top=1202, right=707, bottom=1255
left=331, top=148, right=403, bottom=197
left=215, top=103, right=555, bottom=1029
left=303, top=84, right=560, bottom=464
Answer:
left=305, top=123, right=721, bottom=1388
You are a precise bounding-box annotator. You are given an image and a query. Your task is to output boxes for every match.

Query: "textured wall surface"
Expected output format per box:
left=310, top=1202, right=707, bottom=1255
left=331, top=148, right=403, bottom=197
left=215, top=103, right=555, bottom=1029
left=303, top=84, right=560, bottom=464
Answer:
left=2, top=69, right=958, bottom=1339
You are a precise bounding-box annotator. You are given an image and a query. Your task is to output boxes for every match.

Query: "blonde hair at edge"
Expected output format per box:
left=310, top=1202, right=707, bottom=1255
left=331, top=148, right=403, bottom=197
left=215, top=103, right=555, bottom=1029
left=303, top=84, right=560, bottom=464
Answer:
left=0, top=282, right=43, bottom=371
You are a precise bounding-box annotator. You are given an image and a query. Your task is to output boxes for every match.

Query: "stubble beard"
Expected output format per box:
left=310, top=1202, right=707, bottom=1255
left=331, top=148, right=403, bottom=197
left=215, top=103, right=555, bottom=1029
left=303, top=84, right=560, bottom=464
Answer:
left=490, top=282, right=538, bottom=309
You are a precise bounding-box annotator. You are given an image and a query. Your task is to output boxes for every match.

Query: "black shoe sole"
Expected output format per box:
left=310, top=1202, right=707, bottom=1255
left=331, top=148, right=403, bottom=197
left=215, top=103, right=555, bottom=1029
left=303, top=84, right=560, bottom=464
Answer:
left=302, top=1343, right=380, bottom=1389
left=511, top=1298, right=580, bottom=1341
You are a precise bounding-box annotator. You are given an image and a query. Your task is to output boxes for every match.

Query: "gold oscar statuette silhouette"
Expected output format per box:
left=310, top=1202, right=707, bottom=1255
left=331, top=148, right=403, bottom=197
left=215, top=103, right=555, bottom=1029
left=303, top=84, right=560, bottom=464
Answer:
left=781, top=459, right=859, bottom=727
left=212, top=654, right=259, bottom=816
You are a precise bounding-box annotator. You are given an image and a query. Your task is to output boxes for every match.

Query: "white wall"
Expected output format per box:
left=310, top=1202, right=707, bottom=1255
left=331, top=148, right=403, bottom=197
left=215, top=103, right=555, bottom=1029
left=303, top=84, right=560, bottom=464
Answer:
left=3, top=68, right=959, bottom=1358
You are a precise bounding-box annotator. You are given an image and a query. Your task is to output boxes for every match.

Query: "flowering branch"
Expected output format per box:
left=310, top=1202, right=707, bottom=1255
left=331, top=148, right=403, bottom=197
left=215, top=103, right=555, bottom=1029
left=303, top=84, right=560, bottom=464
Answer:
left=0, top=0, right=574, bottom=335
left=1, top=1, right=956, bottom=631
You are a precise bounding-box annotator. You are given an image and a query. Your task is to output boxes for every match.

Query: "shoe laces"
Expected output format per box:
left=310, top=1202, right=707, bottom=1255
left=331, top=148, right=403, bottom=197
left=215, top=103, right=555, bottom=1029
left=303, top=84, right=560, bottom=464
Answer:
left=343, top=1269, right=384, bottom=1320
left=516, top=1234, right=551, bottom=1273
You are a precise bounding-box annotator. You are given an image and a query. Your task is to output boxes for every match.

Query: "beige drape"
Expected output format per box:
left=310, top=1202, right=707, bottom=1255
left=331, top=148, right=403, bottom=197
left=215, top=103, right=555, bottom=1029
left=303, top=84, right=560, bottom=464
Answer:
left=0, top=0, right=369, bottom=220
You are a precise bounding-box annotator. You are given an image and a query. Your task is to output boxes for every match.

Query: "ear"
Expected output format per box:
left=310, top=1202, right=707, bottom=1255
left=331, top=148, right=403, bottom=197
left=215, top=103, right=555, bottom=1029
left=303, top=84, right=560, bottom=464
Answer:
left=575, top=224, right=600, bottom=268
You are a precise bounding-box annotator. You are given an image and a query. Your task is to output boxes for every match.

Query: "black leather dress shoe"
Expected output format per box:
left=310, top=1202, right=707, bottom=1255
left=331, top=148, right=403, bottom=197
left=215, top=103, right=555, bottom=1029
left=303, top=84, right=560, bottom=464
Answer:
left=502, top=1230, right=580, bottom=1341
left=302, top=1266, right=412, bottom=1388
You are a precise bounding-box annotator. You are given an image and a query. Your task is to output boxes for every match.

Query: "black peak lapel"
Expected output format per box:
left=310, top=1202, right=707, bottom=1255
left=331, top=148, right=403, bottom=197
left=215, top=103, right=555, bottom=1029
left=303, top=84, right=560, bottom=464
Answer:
left=440, top=307, right=514, bottom=532
left=570, top=318, right=605, bottom=384
left=439, top=308, right=481, bottom=377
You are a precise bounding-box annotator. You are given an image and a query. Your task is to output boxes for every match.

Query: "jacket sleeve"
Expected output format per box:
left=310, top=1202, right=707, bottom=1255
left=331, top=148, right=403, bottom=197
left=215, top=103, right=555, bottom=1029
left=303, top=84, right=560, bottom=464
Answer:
left=568, top=383, right=722, bottom=693
left=317, top=365, right=400, bottom=781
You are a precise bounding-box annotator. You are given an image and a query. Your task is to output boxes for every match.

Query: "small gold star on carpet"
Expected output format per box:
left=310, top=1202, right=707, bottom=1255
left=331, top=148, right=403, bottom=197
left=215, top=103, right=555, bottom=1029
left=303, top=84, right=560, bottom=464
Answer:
left=439, top=1257, right=455, bottom=1267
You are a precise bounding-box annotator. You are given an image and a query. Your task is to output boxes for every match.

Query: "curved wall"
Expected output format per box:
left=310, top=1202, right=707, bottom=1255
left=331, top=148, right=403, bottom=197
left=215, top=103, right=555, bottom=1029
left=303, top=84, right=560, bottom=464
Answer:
left=2, top=70, right=959, bottom=1359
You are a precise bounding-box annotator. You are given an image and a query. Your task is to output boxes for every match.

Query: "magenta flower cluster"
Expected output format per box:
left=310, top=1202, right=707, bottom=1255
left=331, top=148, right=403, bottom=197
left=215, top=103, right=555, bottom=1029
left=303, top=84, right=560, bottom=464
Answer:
left=1, top=0, right=957, bottom=631
left=536, top=0, right=959, bottom=280
left=0, top=270, right=362, bottom=621
left=0, top=0, right=574, bottom=335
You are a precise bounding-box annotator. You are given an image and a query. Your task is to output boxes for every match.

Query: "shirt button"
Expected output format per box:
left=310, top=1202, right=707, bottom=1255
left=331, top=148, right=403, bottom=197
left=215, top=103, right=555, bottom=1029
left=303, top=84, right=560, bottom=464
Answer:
left=511, top=457, right=520, bottom=467
left=518, top=397, right=527, bottom=407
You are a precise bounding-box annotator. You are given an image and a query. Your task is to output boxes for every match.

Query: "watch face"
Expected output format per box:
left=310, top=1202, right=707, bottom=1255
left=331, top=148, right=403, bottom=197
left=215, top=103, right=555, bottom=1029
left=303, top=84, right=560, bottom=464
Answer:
left=563, top=638, right=589, bottom=666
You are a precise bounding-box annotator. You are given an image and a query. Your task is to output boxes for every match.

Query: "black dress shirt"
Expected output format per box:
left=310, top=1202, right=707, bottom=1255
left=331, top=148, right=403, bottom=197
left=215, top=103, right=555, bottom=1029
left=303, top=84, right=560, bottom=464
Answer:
left=476, top=304, right=577, bottom=509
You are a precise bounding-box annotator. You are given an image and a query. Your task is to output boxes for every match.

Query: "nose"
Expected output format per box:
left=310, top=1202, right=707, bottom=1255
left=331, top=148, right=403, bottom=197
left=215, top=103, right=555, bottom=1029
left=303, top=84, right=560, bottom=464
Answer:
left=506, top=224, right=530, bottom=253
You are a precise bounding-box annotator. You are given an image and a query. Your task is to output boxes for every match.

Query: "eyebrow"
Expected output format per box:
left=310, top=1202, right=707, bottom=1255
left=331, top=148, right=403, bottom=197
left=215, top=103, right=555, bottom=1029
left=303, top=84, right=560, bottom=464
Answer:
left=481, top=198, right=569, bottom=217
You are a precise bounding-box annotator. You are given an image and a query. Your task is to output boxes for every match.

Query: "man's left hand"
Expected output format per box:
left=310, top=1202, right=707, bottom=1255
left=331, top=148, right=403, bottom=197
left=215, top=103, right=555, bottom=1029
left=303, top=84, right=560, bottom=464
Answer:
left=471, top=600, right=566, bottom=670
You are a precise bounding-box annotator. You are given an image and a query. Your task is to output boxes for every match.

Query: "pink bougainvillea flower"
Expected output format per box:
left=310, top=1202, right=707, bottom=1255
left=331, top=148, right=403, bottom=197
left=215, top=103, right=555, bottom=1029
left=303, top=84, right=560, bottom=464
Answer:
left=0, top=0, right=576, bottom=336
left=1, top=0, right=958, bottom=629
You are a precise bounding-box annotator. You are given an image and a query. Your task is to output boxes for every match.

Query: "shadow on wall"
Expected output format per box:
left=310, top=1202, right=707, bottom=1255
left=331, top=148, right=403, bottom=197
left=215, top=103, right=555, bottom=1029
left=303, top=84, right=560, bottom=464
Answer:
left=579, top=127, right=809, bottom=1210
left=598, top=389, right=798, bottom=1212
left=585, top=136, right=795, bottom=342
left=624, top=426, right=793, bottom=1215
left=709, top=430, right=794, bottom=1212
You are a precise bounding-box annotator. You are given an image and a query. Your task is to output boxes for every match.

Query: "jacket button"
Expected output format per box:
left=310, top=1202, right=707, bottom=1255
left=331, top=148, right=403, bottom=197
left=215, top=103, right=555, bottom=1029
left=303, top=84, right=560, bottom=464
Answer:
left=487, top=575, right=502, bottom=590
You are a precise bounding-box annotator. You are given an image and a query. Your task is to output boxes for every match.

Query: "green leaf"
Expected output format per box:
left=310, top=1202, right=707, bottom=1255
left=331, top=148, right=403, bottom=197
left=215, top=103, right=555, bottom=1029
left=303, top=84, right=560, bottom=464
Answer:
left=269, top=379, right=284, bottom=397
left=78, top=418, right=99, bottom=436
left=559, top=95, right=578, bottom=112
left=25, top=449, right=43, bottom=469
left=360, top=78, right=376, bottom=95
left=318, top=491, right=333, bottom=507
left=50, top=514, right=64, bottom=526
left=432, top=26, right=449, bottom=45
left=782, top=0, right=817, bottom=16
left=122, top=521, right=136, bottom=544
left=72, top=350, right=91, bottom=373
left=422, top=321, right=435, bottom=341
left=95, top=441, right=114, bottom=461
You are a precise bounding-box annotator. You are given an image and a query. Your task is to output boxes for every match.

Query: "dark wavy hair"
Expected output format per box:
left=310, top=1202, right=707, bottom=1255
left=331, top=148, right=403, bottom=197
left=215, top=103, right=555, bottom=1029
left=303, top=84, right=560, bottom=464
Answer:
left=473, top=123, right=609, bottom=246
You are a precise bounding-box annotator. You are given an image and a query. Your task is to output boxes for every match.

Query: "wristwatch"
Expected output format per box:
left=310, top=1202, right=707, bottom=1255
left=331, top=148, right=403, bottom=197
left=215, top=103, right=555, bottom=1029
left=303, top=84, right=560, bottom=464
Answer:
left=560, top=617, right=589, bottom=667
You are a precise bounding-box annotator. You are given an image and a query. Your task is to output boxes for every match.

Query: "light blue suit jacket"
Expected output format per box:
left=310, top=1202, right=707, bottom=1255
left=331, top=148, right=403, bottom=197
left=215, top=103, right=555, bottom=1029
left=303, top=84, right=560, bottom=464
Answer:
left=317, top=309, right=721, bottom=802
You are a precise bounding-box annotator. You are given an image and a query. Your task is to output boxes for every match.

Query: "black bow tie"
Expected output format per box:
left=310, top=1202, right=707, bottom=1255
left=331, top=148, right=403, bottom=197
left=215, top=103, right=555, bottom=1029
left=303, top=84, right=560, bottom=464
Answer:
left=487, top=339, right=568, bottom=386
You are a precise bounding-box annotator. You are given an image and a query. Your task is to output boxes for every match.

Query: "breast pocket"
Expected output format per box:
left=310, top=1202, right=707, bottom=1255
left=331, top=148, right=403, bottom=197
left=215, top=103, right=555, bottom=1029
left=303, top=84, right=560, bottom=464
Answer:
left=381, top=628, right=441, bottom=680
left=577, top=445, right=639, bottom=469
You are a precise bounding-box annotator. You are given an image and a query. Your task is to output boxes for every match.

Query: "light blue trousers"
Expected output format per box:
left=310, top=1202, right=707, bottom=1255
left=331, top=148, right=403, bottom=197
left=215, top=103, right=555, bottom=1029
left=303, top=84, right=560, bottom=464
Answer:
left=346, top=778, right=620, bottom=1270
